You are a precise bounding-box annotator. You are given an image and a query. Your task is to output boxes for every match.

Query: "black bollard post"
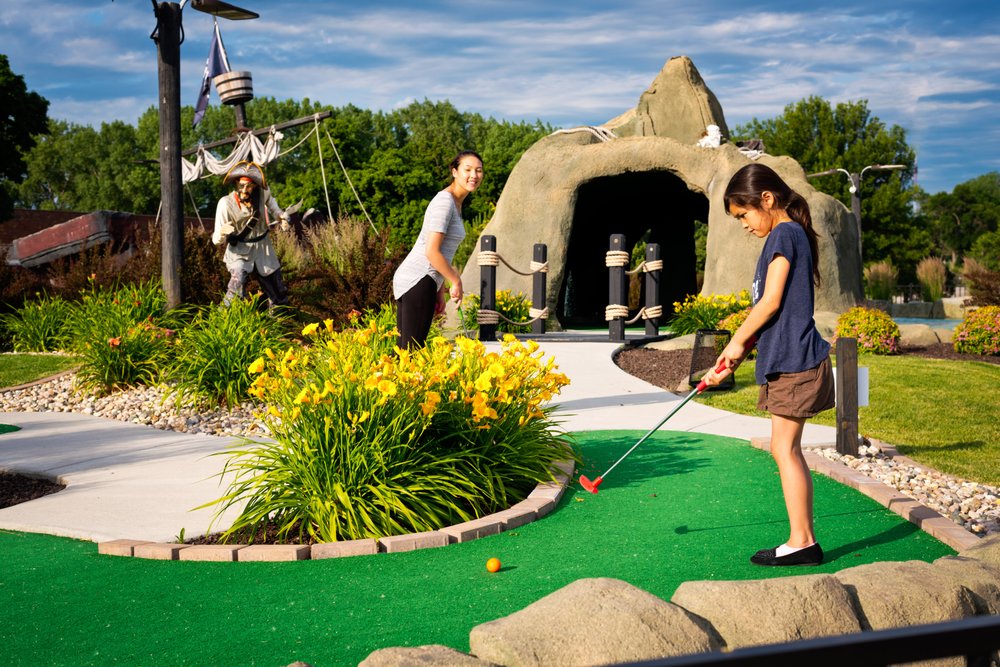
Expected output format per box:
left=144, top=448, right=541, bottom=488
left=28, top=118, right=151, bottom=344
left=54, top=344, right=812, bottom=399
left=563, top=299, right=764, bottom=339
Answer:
left=608, top=234, right=626, bottom=342
left=532, top=243, right=547, bottom=336
left=645, top=243, right=661, bottom=337
left=479, top=235, right=497, bottom=342
left=836, top=337, right=860, bottom=456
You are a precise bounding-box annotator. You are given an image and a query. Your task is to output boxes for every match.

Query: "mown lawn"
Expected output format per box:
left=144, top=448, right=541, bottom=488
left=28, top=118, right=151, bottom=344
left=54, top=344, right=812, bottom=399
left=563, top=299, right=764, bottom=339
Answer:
left=696, top=354, right=1000, bottom=487
left=0, top=353, right=80, bottom=389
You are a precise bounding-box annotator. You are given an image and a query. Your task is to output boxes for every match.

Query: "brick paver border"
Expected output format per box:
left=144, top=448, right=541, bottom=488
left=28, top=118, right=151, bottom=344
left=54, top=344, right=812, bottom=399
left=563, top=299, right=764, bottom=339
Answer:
left=98, top=459, right=576, bottom=562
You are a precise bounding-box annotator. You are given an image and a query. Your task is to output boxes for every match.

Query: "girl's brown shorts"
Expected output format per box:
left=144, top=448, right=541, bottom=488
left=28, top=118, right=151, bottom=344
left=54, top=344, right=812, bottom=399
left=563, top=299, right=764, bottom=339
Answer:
left=757, top=356, right=835, bottom=419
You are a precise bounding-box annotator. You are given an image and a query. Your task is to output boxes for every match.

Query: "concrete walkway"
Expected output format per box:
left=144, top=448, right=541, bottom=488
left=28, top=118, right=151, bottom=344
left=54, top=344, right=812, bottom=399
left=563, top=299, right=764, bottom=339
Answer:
left=0, top=335, right=836, bottom=543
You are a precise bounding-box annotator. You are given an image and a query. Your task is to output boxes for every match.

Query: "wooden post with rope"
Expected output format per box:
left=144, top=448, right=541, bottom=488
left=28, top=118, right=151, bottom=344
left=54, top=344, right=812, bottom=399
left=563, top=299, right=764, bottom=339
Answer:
left=479, top=235, right=498, bottom=342
left=607, top=234, right=627, bottom=342
left=644, top=243, right=661, bottom=336
left=531, top=244, right=547, bottom=336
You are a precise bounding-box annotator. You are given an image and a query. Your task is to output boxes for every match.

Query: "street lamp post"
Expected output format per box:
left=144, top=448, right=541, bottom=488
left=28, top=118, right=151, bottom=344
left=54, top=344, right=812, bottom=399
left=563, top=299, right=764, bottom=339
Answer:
left=150, top=0, right=257, bottom=309
left=807, top=164, right=906, bottom=263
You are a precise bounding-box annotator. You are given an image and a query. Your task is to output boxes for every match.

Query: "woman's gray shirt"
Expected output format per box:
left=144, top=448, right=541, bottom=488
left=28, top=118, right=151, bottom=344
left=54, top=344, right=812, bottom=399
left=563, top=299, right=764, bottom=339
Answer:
left=392, top=190, right=466, bottom=299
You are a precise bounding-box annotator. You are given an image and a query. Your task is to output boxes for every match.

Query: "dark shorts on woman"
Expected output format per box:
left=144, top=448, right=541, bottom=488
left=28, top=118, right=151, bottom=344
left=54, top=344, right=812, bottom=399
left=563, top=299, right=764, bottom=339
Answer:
left=757, top=356, right=835, bottom=418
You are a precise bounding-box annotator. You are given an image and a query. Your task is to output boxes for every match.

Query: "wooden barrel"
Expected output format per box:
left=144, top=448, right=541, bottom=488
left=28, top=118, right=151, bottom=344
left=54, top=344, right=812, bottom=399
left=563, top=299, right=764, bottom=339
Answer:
left=213, top=71, right=254, bottom=105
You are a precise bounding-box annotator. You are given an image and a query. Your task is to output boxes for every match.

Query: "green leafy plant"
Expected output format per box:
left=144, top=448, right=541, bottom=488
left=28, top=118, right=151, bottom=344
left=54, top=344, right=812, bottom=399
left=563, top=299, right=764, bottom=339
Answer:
left=952, top=305, right=1000, bottom=356
left=68, top=280, right=186, bottom=395
left=460, top=290, right=533, bottom=334
left=834, top=306, right=901, bottom=354
left=667, top=291, right=751, bottom=335
left=717, top=305, right=756, bottom=358
left=916, top=257, right=946, bottom=302
left=864, top=261, right=898, bottom=301
left=201, top=320, right=576, bottom=544
left=165, top=296, right=290, bottom=409
left=74, top=318, right=176, bottom=395
left=1, top=294, right=72, bottom=352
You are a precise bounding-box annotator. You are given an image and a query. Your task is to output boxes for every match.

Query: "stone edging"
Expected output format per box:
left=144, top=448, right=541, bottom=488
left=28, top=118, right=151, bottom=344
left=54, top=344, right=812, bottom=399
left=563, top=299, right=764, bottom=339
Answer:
left=97, top=459, right=576, bottom=562
left=0, top=367, right=79, bottom=393
left=750, top=437, right=981, bottom=552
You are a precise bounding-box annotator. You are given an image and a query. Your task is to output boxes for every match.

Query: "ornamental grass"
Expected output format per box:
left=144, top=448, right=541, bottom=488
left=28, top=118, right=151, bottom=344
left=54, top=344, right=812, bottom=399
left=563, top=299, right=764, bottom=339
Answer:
left=864, top=261, right=898, bottom=301
left=203, top=313, right=576, bottom=544
left=916, top=257, right=947, bottom=302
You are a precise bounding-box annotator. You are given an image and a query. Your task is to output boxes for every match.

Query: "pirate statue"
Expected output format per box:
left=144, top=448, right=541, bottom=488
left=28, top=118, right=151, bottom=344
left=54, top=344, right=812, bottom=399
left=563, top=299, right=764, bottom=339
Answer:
left=212, top=161, right=291, bottom=309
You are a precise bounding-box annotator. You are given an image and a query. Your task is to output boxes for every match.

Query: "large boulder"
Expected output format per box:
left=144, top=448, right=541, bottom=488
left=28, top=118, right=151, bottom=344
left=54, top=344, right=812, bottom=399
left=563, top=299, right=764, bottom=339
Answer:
left=360, top=645, right=493, bottom=666
left=670, top=574, right=862, bottom=650
left=457, top=57, right=861, bottom=330
left=835, top=560, right=978, bottom=631
left=468, top=577, right=721, bottom=666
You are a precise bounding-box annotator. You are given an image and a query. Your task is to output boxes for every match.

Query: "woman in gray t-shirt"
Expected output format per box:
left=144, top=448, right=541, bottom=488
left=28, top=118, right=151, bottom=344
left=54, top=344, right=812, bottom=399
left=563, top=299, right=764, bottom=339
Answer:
left=393, top=151, right=483, bottom=348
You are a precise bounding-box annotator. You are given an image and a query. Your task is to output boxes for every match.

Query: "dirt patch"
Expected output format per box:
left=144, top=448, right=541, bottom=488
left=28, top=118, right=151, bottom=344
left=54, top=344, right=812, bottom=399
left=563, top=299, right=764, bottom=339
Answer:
left=0, top=472, right=66, bottom=509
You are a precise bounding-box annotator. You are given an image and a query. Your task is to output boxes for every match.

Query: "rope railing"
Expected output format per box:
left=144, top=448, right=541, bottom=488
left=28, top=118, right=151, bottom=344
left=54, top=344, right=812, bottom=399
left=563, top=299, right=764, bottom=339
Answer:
left=476, top=235, right=549, bottom=340
left=606, top=235, right=664, bottom=341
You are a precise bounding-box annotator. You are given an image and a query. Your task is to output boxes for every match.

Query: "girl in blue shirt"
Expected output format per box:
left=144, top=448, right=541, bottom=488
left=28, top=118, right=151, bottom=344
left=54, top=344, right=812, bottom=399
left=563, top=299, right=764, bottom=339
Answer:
left=704, top=163, right=835, bottom=566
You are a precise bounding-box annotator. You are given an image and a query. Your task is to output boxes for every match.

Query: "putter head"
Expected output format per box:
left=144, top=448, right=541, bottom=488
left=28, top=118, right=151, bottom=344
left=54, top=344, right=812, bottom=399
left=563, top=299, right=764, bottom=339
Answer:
left=579, top=475, right=602, bottom=494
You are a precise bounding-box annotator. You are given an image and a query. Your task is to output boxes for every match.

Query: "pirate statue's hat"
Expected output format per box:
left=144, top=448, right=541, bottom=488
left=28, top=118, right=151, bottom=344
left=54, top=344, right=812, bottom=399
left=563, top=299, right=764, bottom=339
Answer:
left=223, top=160, right=267, bottom=189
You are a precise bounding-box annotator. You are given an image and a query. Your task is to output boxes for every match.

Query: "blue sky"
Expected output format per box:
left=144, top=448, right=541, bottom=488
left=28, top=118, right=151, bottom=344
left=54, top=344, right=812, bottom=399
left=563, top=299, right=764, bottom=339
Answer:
left=2, top=0, right=998, bottom=195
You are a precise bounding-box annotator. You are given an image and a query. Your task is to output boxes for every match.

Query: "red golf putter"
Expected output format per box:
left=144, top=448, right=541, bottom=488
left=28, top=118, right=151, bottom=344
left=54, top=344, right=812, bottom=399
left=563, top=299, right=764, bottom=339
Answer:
left=580, top=341, right=753, bottom=495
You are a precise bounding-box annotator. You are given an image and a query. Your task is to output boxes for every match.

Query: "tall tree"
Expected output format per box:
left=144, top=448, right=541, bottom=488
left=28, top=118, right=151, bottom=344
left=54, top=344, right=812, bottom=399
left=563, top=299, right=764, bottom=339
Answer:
left=17, top=119, right=159, bottom=214
left=918, top=172, right=1000, bottom=264
left=0, top=54, right=49, bottom=220
left=734, top=96, right=928, bottom=280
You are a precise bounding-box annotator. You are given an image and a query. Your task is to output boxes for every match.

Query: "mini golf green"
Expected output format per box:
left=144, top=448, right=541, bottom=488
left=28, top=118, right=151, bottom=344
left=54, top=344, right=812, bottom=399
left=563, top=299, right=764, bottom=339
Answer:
left=0, top=424, right=20, bottom=435
left=0, top=430, right=955, bottom=666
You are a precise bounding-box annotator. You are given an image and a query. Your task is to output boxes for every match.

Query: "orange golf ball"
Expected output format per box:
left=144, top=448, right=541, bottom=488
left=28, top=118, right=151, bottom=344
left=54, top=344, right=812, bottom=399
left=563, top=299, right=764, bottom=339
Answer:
left=485, top=557, right=501, bottom=573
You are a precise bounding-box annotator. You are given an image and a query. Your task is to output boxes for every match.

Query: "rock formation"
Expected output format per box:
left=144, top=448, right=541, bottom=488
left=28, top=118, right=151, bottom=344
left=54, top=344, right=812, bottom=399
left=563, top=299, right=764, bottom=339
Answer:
left=457, top=56, right=862, bottom=330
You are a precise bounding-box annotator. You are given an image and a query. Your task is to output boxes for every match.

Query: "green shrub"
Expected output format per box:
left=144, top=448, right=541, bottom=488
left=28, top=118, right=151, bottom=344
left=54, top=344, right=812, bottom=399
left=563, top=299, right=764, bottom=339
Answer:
left=202, top=323, right=576, bottom=544
left=74, top=319, right=176, bottom=395
left=1, top=294, right=72, bottom=352
left=953, top=305, right=1000, bottom=356
left=916, top=257, right=947, bottom=302
left=460, top=290, right=533, bottom=334
left=68, top=280, right=187, bottom=395
left=165, top=296, right=290, bottom=409
left=864, top=261, right=898, bottom=301
left=668, top=291, right=751, bottom=335
left=835, top=306, right=901, bottom=354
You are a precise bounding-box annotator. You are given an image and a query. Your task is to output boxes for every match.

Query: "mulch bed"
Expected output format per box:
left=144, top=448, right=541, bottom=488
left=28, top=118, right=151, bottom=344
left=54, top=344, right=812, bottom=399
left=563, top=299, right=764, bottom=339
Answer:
left=1, top=343, right=996, bottom=512
left=0, top=472, right=66, bottom=510
left=615, top=341, right=1000, bottom=395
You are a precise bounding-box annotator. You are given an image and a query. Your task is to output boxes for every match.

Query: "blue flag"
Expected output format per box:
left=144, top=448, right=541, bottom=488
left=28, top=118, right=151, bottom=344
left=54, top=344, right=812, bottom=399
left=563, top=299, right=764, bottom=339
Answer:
left=193, top=20, right=231, bottom=127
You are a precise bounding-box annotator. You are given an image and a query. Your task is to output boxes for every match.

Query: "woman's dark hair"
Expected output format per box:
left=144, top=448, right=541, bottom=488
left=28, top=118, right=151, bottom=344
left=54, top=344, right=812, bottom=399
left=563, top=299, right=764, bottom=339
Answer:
left=449, top=150, right=483, bottom=171
left=724, top=163, right=821, bottom=286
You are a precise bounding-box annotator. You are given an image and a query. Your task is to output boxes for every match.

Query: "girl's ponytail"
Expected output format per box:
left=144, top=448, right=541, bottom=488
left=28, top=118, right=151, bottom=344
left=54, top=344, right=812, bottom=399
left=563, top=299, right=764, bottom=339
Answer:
left=724, top=164, right=822, bottom=286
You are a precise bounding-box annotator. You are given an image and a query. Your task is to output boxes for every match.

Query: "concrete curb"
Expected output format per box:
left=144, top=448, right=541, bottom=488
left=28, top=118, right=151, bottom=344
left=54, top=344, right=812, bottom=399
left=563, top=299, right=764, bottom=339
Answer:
left=97, top=459, right=577, bottom=562
left=749, top=437, right=981, bottom=552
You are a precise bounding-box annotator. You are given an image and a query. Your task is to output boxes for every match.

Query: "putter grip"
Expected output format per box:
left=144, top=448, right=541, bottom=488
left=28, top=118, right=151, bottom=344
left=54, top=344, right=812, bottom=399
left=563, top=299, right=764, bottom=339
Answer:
left=694, top=335, right=758, bottom=393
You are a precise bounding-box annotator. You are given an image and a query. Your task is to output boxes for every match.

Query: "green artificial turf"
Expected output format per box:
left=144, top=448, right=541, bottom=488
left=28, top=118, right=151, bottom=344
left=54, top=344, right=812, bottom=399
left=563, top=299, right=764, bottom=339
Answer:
left=0, top=430, right=955, bottom=666
left=0, top=424, right=20, bottom=435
